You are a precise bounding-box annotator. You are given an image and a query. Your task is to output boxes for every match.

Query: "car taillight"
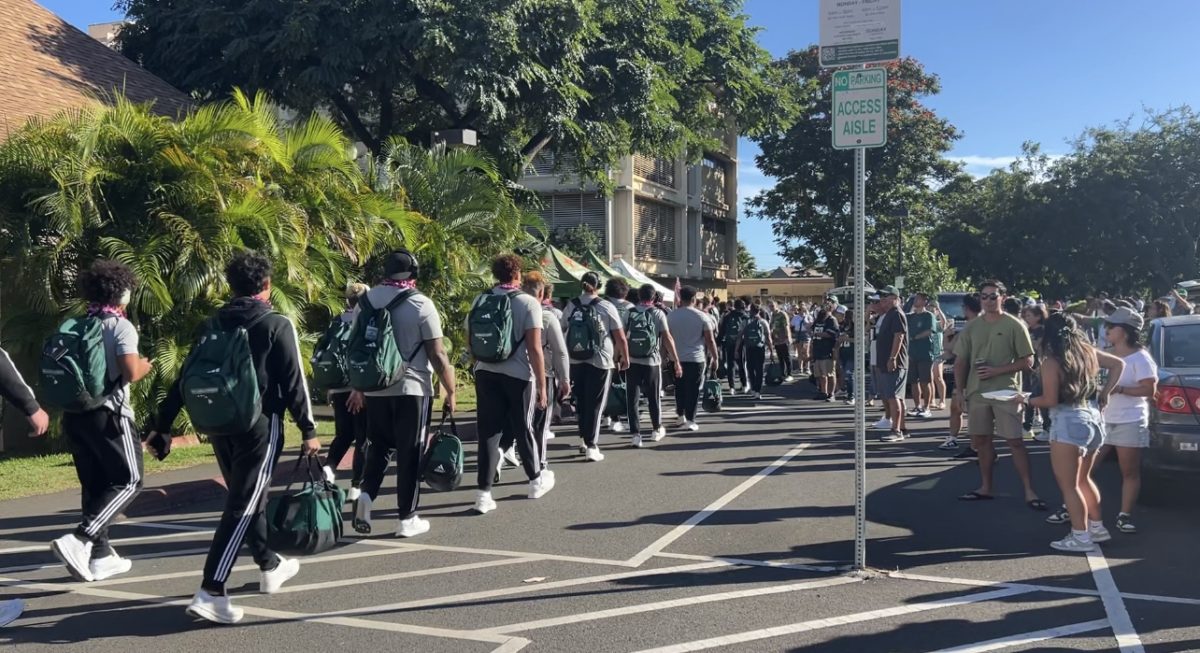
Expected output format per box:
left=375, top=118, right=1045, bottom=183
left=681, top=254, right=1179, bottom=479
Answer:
left=1156, top=385, right=1200, bottom=414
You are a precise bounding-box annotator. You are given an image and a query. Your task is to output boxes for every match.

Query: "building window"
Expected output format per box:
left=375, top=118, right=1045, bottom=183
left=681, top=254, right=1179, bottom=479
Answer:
left=633, top=154, right=676, bottom=188
left=634, top=197, right=677, bottom=262
left=687, top=211, right=700, bottom=266
left=702, top=218, right=728, bottom=267
left=524, top=150, right=577, bottom=177
left=538, top=193, right=607, bottom=251
left=701, top=155, right=729, bottom=218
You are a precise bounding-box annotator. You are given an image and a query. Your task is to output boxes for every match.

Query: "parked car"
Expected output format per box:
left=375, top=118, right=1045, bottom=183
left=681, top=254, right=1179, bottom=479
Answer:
left=1143, top=315, right=1200, bottom=504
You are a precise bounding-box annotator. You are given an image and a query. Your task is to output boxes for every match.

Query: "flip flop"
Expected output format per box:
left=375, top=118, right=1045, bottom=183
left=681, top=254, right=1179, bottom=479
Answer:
left=957, top=491, right=994, bottom=501
left=1027, top=499, right=1048, bottom=511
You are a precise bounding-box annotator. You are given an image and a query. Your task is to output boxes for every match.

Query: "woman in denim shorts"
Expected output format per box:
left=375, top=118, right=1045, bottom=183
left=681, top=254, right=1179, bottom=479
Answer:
left=1021, top=313, right=1124, bottom=553
left=1098, top=308, right=1157, bottom=534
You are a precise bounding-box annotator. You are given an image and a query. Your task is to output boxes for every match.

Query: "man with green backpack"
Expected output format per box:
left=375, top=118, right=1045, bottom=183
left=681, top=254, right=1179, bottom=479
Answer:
left=738, top=304, right=774, bottom=400
left=626, top=284, right=682, bottom=447
left=718, top=299, right=750, bottom=395
left=150, top=251, right=320, bottom=625
left=562, top=271, right=629, bottom=461
left=466, top=254, right=550, bottom=514
left=344, top=250, right=457, bottom=539
left=315, top=283, right=370, bottom=501
left=44, top=260, right=153, bottom=586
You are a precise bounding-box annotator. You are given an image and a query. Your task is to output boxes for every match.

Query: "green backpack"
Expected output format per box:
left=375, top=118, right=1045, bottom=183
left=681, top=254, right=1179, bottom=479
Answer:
left=702, top=378, right=724, bottom=412
left=744, top=319, right=767, bottom=349
left=39, top=314, right=115, bottom=412
left=468, top=290, right=524, bottom=363
left=310, top=317, right=354, bottom=391
left=626, top=307, right=659, bottom=359
left=421, top=416, right=464, bottom=492
left=346, top=290, right=420, bottom=391
left=267, top=456, right=346, bottom=555
left=179, top=313, right=269, bottom=436
left=566, top=298, right=605, bottom=361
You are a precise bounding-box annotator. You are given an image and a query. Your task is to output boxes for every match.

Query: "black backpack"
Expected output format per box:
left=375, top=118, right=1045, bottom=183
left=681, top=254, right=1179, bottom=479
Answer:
left=566, top=298, right=605, bottom=361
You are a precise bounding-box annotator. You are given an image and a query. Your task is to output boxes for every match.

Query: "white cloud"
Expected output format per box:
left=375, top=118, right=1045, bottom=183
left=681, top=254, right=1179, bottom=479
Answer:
left=949, top=154, right=1065, bottom=179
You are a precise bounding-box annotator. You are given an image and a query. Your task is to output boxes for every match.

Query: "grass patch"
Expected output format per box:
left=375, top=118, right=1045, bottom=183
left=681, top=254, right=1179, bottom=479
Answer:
left=0, top=421, right=334, bottom=501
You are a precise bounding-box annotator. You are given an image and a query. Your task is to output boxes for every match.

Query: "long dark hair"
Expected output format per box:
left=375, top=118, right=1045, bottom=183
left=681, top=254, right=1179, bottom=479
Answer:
left=1040, top=313, right=1098, bottom=404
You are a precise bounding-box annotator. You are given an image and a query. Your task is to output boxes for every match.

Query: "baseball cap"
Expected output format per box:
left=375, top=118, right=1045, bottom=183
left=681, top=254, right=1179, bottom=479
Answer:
left=1104, top=307, right=1144, bottom=331
left=383, top=249, right=418, bottom=280
left=879, top=285, right=900, bottom=297
left=835, top=305, right=847, bottom=315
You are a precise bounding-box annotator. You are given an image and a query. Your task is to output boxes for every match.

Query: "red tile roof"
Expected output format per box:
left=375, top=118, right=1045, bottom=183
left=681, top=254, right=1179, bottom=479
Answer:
left=0, top=0, right=190, bottom=137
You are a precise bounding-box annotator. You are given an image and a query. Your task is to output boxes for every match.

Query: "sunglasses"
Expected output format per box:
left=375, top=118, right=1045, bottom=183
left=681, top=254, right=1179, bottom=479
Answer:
left=980, top=293, right=1001, bottom=300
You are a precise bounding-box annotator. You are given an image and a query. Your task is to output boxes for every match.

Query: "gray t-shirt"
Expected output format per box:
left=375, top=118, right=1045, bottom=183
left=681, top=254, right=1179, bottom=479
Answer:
left=541, top=306, right=570, bottom=381
left=361, top=286, right=443, bottom=397
left=472, top=287, right=543, bottom=382
left=667, top=306, right=712, bottom=364
left=561, top=295, right=623, bottom=370
left=629, top=305, right=670, bottom=367
left=101, top=315, right=138, bottom=420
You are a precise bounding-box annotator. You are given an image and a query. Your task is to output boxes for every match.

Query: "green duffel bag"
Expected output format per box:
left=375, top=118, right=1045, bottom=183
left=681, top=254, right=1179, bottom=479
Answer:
left=266, top=456, right=346, bottom=555
left=604, top=374, right=628, bottom=418
left=421, top=414, right=464, bottom=492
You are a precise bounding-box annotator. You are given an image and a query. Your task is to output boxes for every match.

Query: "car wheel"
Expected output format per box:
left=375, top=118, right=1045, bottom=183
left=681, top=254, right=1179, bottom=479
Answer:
left=1138, top=474, right=1176, bottom=507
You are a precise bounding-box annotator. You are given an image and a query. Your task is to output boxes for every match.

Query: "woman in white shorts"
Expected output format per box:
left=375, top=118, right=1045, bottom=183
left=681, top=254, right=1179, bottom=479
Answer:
left=1099, top=308, right=1157, bottom=534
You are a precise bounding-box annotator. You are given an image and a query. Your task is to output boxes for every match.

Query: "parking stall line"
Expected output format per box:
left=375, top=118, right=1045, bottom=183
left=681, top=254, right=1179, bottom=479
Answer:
left=1087, top=549, right=1145, bottom=653
left=0, top=546, right=214, bottom=576
left=0, top=528, right=208, bottom=555
left=269, top=557, right=539, bottom=595
left=356, top=538, right=639, bottom=567
left=625, top=442, right=812, bottom=567
left=654, top=551, right=846, bottom=573
left=479, top=576, right=863, bottom=635
left=891, top=569, right=1200, bottom=608
left=927, top=619, right=1111, bottom=653
left=628, top=586, right=1034, bottom=653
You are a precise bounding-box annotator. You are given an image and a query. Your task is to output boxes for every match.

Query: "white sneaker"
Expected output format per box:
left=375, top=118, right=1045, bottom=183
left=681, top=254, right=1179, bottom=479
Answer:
left=0, top=599, right=24, bottom=628
left=675, top=415, right=688, bottom=427
left=474, top=490, right=497, bottom=514
left=322, top=465, right=336, bottom=483
left=50, top=534, right=94, bottom=582
left=651, top=426, right=667, bottom=442
left=501, top=446, right=519, bottom=468
left=785, top=375, right=794, bottom=382
left=603, top=416, right=613, bottom=428
left=919, top=409, right=933, bottom=419
left=938, top=437, right=959, bottom=450
left=686, top=421, right=700, bottom=432
left=187, top=590, right=244, bottom=625
left=871, top=418, right=893, bottom=431
left=396, top=515, right=431, bottom=538
left=631, top=434, right=643, bottom=448
left=528, top=470, right=556, bottom=499
left=260, top=556, right=300, bottom=594
left=584, top=446, right=605, bottom=462
left=844, top=398, right=856, bottom=405
left=352, top=494, right=373, bottom=534
left=346, top=486, right=362, bottom=502
left=1089, top=524, right=1112, bottom=543
left=612, top=420, right=628, bottom=433
left=89, top=553, right=132, bottom=581
left=728, top=387, right=737, bottom=397
left=1050, top=533, right=1095, bottom=553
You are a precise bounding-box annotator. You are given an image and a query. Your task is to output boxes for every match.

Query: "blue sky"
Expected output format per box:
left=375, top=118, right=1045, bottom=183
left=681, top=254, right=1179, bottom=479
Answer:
left=40, top=0, right=1200, bottom=270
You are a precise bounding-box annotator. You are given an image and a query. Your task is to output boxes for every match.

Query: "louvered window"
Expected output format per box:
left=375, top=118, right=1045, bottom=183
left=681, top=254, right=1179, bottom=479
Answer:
left=538, top=193, right=607, bottom=250
left=702, top=218, right=728, bottom=266
left=524, top=151, right=577, bottom=176
left=634, top=198, right=677, bottom=262
left=633, top=155, right=676, bottom=188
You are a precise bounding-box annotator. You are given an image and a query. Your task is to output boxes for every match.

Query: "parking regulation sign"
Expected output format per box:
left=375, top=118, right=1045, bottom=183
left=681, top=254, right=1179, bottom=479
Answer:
left=832, top=68, right=887, bottom=149
left=820, top=0, right=901, bottom=67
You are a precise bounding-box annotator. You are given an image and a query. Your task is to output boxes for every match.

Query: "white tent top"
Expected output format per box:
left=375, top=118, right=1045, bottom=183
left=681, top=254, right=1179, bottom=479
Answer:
left=611, top=258, right=675, bottom=303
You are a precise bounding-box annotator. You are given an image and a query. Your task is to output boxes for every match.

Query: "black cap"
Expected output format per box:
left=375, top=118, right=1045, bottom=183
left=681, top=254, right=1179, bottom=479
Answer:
left=383, top=249, right=418, bottom=280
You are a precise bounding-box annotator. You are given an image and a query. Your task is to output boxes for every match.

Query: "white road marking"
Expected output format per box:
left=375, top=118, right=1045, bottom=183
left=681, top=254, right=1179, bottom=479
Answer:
left=1087, top=549, right=1145, bottom=653
left=480, top=576, right=863, bottom=634
left=317, top=561, right=728, bottom=618
left=0, top=528, right=209, bottom=555
left=927, top=619, right=1111, bottom=653
left=0, top=547, right=213, bottom=575
left=268, top=557, right=537, bottom=595
left=890, top=570, right=1200, bottom=608
left=629, top=586, right=1033, bottom=653
left=654, top=551, right=845, bottom=573
left=357, top=538, right=638, bottom=567
left=489, top=638, right=532, bottom=653
left=120, top=520, right=214, bottom=532
left=0, top=574, right=523, bottom=645
left=625, top=442, right=811, bottom=566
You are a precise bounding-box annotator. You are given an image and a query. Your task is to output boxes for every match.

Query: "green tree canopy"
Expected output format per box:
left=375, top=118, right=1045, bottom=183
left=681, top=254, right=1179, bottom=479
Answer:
left=549, top=224, right=603, bottom=262
left=747, top=48, right=961, bottom=286
left=736, top=241, right=757, bottom=278
left=118, top=0, right=798, bottom=183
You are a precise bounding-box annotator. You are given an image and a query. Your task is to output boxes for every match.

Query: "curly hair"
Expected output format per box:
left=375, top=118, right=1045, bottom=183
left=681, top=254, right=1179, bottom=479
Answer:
left=79, top=259, right=137, bottom=305
left=490, top=253, right=523, bottom=283
left=225, top=250, right=273, bottom=297
left=604, top=277, right=629, bottom=301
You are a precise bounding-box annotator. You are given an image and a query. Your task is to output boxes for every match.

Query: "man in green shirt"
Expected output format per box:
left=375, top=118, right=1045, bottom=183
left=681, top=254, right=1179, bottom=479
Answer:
left=907, top=293, right=942, bottom=419
left=953, top=280, right=1044, bottom=509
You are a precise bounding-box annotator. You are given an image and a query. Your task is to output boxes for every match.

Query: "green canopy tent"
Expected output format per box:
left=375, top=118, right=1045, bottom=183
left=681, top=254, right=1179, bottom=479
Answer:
left=537, top=245, right=592, bottom=298
left=583, top=251, right=637, bottom=292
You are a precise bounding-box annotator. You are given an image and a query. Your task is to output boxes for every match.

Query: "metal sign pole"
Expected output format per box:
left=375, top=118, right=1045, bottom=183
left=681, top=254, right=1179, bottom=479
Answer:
left=853, top=142, right=867, bottom=571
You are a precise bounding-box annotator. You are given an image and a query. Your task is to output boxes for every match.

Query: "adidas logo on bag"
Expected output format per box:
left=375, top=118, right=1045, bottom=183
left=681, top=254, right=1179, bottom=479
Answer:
left=434, top=463, right=447, bottom=473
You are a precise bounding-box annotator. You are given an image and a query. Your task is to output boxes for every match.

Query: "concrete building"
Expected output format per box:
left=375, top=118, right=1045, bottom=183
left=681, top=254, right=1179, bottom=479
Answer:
left=521, top=131, right=740, bottom=297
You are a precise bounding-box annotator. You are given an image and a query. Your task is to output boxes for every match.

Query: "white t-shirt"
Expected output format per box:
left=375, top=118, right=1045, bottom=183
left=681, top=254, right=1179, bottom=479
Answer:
left=1103, top=349, right=1157, bottom=425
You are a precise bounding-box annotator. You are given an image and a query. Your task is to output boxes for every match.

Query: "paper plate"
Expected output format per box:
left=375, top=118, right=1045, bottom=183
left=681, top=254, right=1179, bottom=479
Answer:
left=981, top=390, right=1025, bottom=402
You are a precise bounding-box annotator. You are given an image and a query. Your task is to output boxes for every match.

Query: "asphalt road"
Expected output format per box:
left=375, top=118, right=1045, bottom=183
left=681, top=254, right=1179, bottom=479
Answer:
left=2, top=379, right=1198, bottom=652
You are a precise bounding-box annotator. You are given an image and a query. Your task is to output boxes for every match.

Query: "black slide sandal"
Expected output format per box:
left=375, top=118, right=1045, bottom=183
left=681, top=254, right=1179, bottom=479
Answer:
left=958, top=491, right=994, bottom=501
